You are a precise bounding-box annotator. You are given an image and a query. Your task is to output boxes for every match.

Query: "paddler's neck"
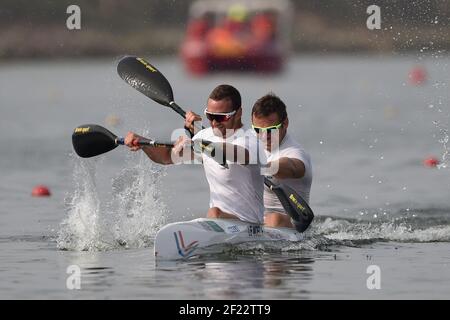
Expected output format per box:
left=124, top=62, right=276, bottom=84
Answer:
left=228, top=122, right=244, bottom=137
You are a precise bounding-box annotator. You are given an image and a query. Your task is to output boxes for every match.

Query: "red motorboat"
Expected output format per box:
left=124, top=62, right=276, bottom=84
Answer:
left=180, top=0, right=293, bottom=75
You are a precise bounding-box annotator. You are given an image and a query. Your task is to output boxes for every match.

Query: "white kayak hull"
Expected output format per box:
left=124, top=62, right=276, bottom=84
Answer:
left=154, top=218, right=303, bottom=260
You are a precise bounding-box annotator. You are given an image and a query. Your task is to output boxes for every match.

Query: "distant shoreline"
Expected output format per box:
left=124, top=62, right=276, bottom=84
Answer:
left=1, top=0, right=449, bottom=60
left=0, top=24, right=448, bottom=61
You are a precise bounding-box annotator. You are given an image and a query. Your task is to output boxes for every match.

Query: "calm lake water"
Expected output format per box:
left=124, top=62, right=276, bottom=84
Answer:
left=1, top=55, right=449, bottom=299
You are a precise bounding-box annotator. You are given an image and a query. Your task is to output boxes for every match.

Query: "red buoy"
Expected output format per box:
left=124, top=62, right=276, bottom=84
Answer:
left=32, top=185, right=51, bottom=197
left=423, top=156, right=439, bottom=168
left=409, top=66, right=427, bottom=86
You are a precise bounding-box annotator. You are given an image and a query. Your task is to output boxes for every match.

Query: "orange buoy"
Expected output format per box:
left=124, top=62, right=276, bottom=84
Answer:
left=32, top=185, right=51, bottom=197
left=409, top=66, right=427, bottom=86
left=423, top=156, right=439, bottom=168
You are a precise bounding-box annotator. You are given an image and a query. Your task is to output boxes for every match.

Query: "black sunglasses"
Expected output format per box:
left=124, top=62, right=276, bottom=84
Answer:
left=204, top=108, right=237, bottom=123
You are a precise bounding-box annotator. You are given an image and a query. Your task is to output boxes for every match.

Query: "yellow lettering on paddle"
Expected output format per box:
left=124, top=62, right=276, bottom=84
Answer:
left=289, top=194, right=305, bottom=212
left=74, top=127, right=90, bottom=134
left=137, top=58, right=157, bottom=73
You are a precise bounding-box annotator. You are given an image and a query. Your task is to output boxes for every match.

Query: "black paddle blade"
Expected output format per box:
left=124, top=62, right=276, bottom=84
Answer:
left=265, top=179, right=314, bottom=233
left=72, top=124, right=119, bottom=158
left=117, top=56, right=174, bottom=107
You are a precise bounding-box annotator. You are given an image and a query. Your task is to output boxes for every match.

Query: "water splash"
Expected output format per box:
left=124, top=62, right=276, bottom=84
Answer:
left=311, top=212, right=450, bottom=244
left=57, top=158, right=108, bottom=251
left=108, top=154, right=168, bottom=249
left=57, top=151, right=168, bottom=251
left=200, top=208, right=450, bottom=259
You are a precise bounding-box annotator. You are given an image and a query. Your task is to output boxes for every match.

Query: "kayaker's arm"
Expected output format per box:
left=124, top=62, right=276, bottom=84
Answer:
left=269, top=157, right=305, bottom=179
left=142, top=146, right=173, bottom=165
left=171, top=136, right=202, bottom=164
left=125, top=131, right=174, bottom=164
left=125, top=132, right=202, bottom=165
left=143, top=136, right=203, bottom=165
left=184, top=111, right=202, bottom=138
left=184, top=112, right=250, bottom=165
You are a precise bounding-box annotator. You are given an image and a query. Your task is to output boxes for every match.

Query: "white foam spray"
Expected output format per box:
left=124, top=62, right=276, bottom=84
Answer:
left=57, top=151, right=168, bottom=251
left=57, top=158, right=106, bottom=251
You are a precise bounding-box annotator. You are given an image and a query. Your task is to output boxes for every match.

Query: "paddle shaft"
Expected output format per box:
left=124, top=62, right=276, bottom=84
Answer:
left=169, top=101, right=204, bottom=133
left=263, top=176, right=278, bottom=190
left=115, top=137, right=173, bottom=148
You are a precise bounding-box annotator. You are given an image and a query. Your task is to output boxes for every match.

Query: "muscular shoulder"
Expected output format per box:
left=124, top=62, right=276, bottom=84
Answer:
left=273, top=134, right=311, bottom=162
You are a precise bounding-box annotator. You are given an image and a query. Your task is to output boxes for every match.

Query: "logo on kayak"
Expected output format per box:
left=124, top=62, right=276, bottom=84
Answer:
left=174, top=231, right=199, bottom=258
left=247, top=225, right=263, bottom=237
left=198, top=220, right=225, bottom=232
left=289, top=194, right=305, bottom=212
left=137, top=58, right=157, bottom=73
left=227, top=225, right=240, bottom=233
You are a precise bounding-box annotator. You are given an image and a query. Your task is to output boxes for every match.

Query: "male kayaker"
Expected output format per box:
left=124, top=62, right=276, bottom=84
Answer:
left=124, top=84, right=266, bottom=224
left=251, top=93, right=313, bottom=230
